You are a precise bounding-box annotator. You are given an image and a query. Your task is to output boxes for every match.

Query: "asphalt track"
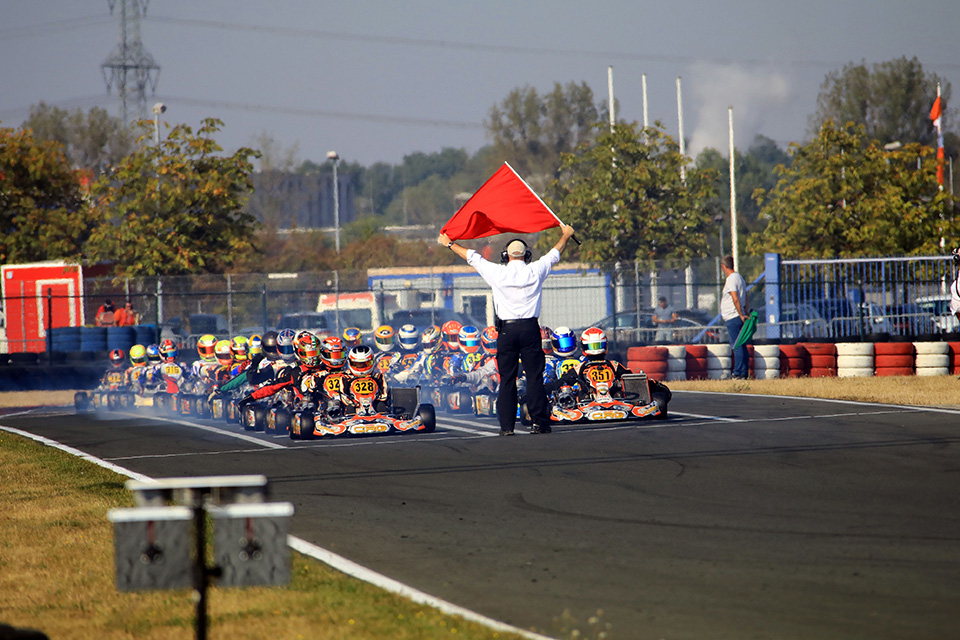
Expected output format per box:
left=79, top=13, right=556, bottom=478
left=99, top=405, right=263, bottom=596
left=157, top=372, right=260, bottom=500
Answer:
left=3, top=391, right=960, bottom=640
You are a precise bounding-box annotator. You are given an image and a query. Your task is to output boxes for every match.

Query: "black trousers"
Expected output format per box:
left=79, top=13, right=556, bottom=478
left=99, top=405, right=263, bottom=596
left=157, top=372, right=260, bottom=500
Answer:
left=496, top=318, right=549, bottom=430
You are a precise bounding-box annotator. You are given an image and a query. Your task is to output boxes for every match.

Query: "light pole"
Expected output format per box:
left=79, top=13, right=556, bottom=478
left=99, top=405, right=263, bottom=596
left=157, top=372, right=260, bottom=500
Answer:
left=152, top=102, right=166, bottom=145
left=327, top=150, right=340, bottom=253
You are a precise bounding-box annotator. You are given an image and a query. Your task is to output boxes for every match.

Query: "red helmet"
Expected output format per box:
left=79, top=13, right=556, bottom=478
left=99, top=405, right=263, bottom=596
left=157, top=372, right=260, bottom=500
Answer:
left=441, top=320, right=462, bottom=351
left=321, top=336, right=346, bottom=369
left=159, top=339, right=178, bottom=362
left=109, top=348, right=125, bottom=367
left=480, top=326, right=498, bottom=355
left=295, top=333, right=321, bottom=367
left=579, top=327, right=607, bottom=359
left=540, top=326, right=553, bottom=355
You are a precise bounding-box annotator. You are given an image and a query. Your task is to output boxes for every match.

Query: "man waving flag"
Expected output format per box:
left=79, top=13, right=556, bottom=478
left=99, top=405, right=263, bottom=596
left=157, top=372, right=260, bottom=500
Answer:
left=441, top=163, right=564, bottom=240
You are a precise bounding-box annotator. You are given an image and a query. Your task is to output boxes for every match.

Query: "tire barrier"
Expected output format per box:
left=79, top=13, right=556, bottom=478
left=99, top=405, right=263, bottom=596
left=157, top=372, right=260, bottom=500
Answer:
left=135, top=324, right=158, bottom=346
left=626, top=346, right=668, bottom=381
left=778, top=344, right=810, bottom=378
left=805, top=343, right=837, bottom=377
left=80, top=326, right=108, bottom=353
left=49, top=326, right=81, bottom=353
left=752, top=344, right=780, bottom=380
left=873, top=342, right=915, bottom=377
left=685, top=345, right=708, bottom=381
left=665, top=345, right=686, bottom=382
left=107, top=326, right=137, bottom=352
left=914, top=341, right=949, bottom=376
left=836, top=342, right=874, bottom=378
left=949, top=343, right=960, bottom=375
left=705, top=343, right=731, bottom=379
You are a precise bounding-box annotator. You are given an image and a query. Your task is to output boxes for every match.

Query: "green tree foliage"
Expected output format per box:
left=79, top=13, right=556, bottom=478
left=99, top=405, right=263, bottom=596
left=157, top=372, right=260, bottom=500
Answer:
left=0, top=125, right=96, bottom=263
left=809, top=57, right=952, bottom=149
left=749, top=120, right=955, bottom=258
left=22, top=102, right=135, bottom=177
left=87, top=118, right=260, bottom=276
left=485, top=82, right=600, bottom=179
left=548, top=122, right=717, bottom=266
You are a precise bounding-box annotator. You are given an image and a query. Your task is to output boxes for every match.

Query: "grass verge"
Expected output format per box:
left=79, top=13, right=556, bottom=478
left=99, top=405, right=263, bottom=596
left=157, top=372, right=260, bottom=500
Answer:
left=0, top=431, right=533, bottom=640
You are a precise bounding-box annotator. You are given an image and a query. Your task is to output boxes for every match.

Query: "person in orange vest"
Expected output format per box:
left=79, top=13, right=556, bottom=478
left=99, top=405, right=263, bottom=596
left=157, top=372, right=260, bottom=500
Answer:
left=114, top=301, right=139, bottom=326
left=95, top=300, right=116, bottom=327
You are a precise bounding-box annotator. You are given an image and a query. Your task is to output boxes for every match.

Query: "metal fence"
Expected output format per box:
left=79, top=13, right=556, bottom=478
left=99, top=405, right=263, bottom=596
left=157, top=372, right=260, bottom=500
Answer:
left=1, top=253, right=956, bottom=357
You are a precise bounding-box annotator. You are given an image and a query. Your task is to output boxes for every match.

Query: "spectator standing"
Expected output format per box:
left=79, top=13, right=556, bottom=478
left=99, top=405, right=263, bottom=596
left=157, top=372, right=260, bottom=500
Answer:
left=652, top=296, right=679, bottom=342
left=720, top=256, right=749, bottom=379
left=438, top=225, right=576, bottom=435
left=95, top=300, right=116, bottom=327
left=115, top=301, right=139, bottom=326
left=950, top=246, right=960, bottom=324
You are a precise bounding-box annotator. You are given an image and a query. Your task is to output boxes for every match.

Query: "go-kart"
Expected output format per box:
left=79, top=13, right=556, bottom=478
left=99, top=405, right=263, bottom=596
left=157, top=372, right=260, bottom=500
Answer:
left=75, top=369, right=132, bottom=413
left=288, top=382, right=436, bottom=440
left=176, top=377, right=215, bottom=419
left=530, top=372, right=671, bottom=425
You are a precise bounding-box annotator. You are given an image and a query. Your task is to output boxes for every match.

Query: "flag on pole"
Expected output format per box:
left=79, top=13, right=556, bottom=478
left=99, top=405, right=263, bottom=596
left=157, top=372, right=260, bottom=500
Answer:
left=930, top=94, right=945, bottom=188
left=440, top=163, right=561, bottom=240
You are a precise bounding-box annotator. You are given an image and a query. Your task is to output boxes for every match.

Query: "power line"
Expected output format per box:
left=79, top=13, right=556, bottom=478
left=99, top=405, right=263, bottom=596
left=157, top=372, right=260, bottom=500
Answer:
left=145, top=15, right=960, bottom=72
left=102, top=0, right=161, bottom=123
left=0, top=16, right=112, bottom=40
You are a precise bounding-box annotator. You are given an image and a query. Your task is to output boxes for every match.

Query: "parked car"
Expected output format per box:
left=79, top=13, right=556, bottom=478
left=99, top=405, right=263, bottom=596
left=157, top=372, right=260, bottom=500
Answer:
left=806, top=298, right=891, bottom=337
left=276, top=311, right=333, bottom=336
left=389, top=308, right=483, bottom=333
left=914, top=294, right=959, bottom=333
left=884, top=302, right=935, bottom=336
left=575, top=312, right=654, bottom=345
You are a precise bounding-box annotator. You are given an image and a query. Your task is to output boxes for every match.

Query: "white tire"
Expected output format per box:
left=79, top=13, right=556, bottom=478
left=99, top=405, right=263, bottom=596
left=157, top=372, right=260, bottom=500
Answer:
left=836, top=342, right=874, bottom=356
left=665, top=345, right=686, bottom=359
left=707, top=368, right=730, bottom=380
left=666, top=358, right=686, bottom=372
left=706, top=344, right=731, bottom=357
left=836, top=355, right=875, bottom=369
left=752, top=354, right=781, bottom=369
left=915, top=353, right=950, bottom=368
left=837, top=366, right=874, bottom=378
left=706, top=355, right=732, bottom=369
left=916, top=366, right=949, bottom=377
left=754, top=344, right=780, bottom=358
left=754, top=368, right=780, bottom=379
left=914, top=341, right=949, bottom=355
left=665, top=370, right=687, bottom=382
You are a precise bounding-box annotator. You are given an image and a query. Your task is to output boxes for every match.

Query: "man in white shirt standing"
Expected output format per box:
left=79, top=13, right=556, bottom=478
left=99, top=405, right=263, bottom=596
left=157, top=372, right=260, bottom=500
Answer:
left=720, top=255, right=749, bottom=379
left=438, top=225, right=576, bottom=435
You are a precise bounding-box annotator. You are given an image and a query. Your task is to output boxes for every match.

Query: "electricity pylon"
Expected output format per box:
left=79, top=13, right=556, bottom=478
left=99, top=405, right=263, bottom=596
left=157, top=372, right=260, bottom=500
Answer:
left=101, top=0, right=160, bottom=124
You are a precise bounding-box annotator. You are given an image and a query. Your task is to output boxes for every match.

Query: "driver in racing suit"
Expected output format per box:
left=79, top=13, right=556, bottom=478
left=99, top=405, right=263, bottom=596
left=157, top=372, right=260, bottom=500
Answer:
left=544, top=327, right=632, bottom=405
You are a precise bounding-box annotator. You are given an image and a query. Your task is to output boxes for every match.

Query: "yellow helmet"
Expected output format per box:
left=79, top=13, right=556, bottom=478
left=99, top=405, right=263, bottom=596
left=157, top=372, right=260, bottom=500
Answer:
left=214, top=339, right=233, bottom=366
left=129, top=344, right=147, bottom=366
left=197, top=334, right=217, bottom=362
left=230, top=336, right=249, bottom=361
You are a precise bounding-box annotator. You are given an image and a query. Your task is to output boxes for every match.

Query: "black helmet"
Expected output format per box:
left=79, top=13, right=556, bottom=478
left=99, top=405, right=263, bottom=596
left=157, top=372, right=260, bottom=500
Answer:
left=953, top=245, right=960, bottom=266
left=261, top=330, right=279, bottom=359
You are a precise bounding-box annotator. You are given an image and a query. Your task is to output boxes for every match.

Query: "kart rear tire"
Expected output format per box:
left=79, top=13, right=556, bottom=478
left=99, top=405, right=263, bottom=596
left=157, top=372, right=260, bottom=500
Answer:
left=294, top=410, right=313, bottom=440
left=652, top=391, right=669, bottom=419
left=225, top=400, right=239, bottom=423
left=417, top=404, right=436, bottom=433
left=241, top=404, right=257, bottom=431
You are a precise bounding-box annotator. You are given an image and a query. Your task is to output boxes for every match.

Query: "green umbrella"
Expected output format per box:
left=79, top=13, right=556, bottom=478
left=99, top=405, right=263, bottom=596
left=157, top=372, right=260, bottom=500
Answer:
left=733, top=311, right=758, bottom=349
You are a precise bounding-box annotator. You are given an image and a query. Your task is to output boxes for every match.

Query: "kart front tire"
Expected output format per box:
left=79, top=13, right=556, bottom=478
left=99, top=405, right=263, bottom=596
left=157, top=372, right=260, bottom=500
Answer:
left=418, top=403, right=436, bottom=433
left=652, top=391, right=669, bottom=419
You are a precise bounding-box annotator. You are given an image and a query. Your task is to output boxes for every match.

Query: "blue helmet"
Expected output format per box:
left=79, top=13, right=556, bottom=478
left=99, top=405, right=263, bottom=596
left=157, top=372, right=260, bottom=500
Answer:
left=145, top=343, right=161, bottom=364
left=551, top=326, right=578, bottom=357
left=277, top=328, right=297, bottom=362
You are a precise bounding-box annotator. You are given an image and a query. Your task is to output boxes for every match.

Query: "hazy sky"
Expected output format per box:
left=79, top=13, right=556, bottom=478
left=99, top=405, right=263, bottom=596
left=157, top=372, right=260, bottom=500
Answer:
left=2, top=1, right=958, bottom=168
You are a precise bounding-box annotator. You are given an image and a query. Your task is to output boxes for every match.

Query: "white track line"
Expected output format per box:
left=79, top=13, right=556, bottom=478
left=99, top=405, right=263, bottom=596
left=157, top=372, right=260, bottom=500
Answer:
left=673, top=389, right=960, bottom=415
left=125, top=412, right=286, bottom=450
left=672, top=411, right=743, bottom=422
left=0, top=422, right=555, bottom=640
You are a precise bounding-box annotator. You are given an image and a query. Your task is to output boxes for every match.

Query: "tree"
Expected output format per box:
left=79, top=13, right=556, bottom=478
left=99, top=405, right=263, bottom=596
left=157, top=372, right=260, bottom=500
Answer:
left=22, top=102, right=135, bottom=177
left=548, top=122, right=717, bottom=266
left=87, top=118, right=260, bottom=276
left=0, top=125, right=96, bottom=263
left=748, top=120, right=955, bottom=258
left=485, top=82, right=600, bottom=179
left=809, top=57, right=952, bottom=149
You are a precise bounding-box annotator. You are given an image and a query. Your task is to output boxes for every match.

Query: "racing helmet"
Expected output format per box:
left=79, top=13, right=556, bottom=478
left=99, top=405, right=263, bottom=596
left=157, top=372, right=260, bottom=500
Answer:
left=551, top=326, right=578, bottom=357
left=320, top=336, right=346, bottom=369
left=277, top=329, right=297, bottom=362
left=342, top=327, right=362, bottom=349
left=458, top=325, right=481, bottom=354
left=374, top=325, right=396, bottom=353
left=420, top=325, right=442, bottom=353
left=247, top=334, right=263, bottom=358
left=540, top=326, right=554, bottom=355
left=579, top=327, right=607, bottom=360
left=295, top=332, right=321, bottom=367
left=159, top=339, right=178, bottom=362
left=230, top=336, right=249, bottom=361
left=397, top=323, right=419, bottom=351
left=480, top=326, right=498, bottom=355
left=953, top=245, right=960, bottom=266
left=260, top=331, right=279, bottom=360
left=441, top=320, right=462, bottom=351
left=129, top=344, right=147, bottom=366
left=347, top=345, right=375, bottom=375
left=145, top=344, right=161, bottom=364
left=197, top=334, right=217, bottom=362
left=109, top=348, right=126, bottom=367
left=214, top=339, right=233, bottom=366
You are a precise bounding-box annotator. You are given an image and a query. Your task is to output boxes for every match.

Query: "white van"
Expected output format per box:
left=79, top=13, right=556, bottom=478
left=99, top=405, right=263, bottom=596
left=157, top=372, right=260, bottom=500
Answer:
left=315, top=292, right=398, bottom=334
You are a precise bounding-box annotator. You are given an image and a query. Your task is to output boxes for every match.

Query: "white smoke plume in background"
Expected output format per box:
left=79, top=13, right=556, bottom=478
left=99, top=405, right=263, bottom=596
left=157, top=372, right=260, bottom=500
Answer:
left=687, top=63, right=792, bottom=157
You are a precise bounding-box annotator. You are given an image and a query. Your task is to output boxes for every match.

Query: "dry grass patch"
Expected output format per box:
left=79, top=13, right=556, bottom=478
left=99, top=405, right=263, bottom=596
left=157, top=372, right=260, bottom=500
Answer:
left=669, top=375, right=960, bottom=409
left=0, top=390, right=77, bottom=409
left=0, top=432, right=530, bottom=640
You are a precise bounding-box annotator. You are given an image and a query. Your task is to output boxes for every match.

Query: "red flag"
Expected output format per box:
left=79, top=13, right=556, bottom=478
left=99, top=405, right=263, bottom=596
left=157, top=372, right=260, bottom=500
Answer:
left=441, top=163, right=560, bottom=240
left=930, top=96, right=945, bottom=187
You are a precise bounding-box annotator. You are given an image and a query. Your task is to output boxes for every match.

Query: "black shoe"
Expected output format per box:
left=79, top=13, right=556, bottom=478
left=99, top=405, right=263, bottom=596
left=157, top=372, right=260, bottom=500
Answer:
left=529, top=424, right=552, bottom=434
left=499, top=429, right=515, bottom=436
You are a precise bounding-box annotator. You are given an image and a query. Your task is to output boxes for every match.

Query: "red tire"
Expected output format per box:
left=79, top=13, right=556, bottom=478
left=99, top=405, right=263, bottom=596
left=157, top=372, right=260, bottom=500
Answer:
left=875, top=366, right=914, bottom=376
left=875, top=342, right=914, bottom=356
left=629, top=360, right=668, bottom=375
left=804, top=343, right=836, bottom=356
left=809, top=354, right=837, bottom=368
left=627, top=346, right=667, bottom=361
left=685, top=345, right=708, bottom=358
left=873, top=354, right=914, bottom=368
left=808, top=367, right=837, bottom=377
left=779, top=344, right=808, bottom=358
left=685, top=355, right=709, bottom=370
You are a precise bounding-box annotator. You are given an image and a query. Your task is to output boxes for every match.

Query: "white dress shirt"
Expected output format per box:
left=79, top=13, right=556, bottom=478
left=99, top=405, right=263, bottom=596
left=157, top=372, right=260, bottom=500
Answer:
left=466, top=248, right=560, bottom=320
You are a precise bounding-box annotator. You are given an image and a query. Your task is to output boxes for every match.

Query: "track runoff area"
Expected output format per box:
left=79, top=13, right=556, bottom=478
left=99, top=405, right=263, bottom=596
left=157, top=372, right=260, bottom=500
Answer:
left=3, top=390, right=959, bottom=640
